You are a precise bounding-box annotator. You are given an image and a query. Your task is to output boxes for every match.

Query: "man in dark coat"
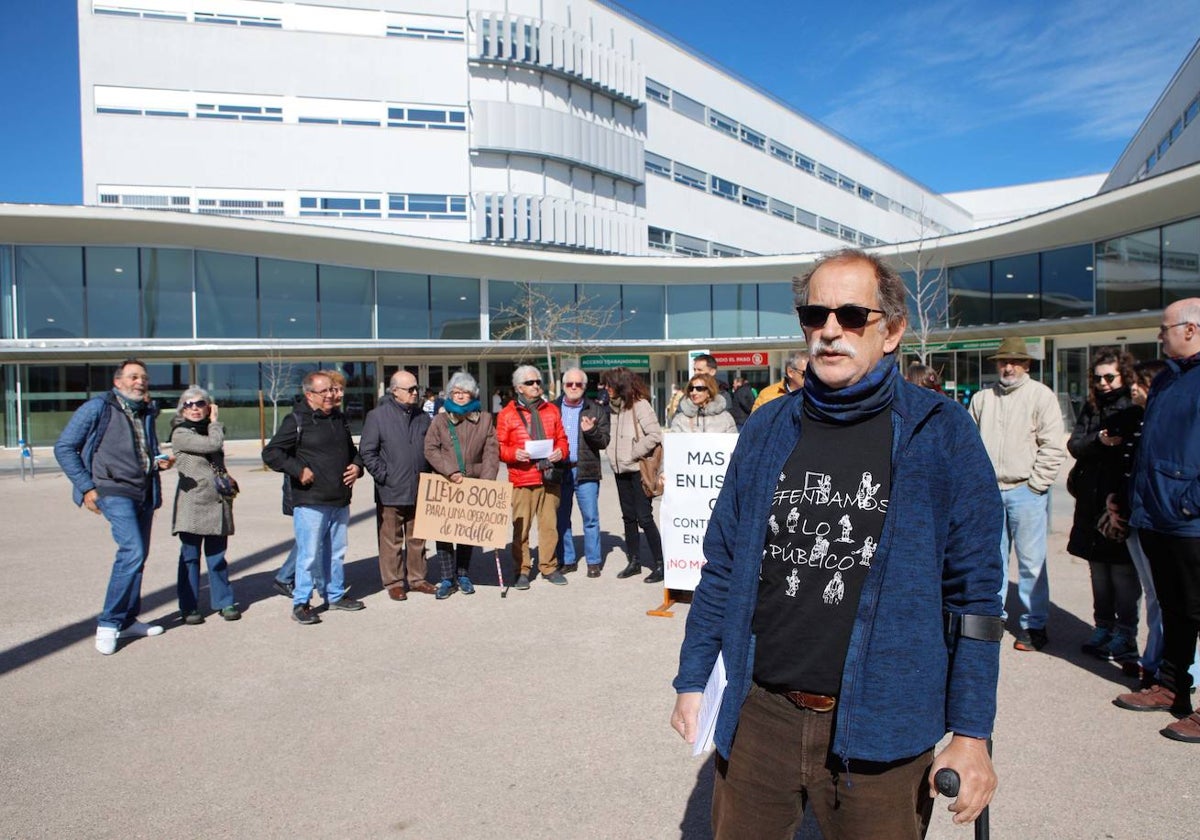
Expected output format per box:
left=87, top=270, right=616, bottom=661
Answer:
left=360, top=369, right=433, bottom=601
left=554, top=367, right=611, bottom=577
left=263, top=371, right=365, bottom=624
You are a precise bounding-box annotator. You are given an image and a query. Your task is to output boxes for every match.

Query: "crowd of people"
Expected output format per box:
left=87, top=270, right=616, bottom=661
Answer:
left=53, top=248, right=1200, bottom=837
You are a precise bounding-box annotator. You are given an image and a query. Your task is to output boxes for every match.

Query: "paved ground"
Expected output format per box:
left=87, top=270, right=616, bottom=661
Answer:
left=0, top=441, right=1196, bottom=839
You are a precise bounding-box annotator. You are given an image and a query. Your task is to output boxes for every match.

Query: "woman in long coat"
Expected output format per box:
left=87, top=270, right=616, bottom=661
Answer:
left=171, top=387, right=239, bottom=623
left=424, top=371, right=499, bottom=599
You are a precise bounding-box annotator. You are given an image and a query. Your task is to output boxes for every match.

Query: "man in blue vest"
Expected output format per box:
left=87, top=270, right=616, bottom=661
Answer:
left=55, top=359, right=174, bottom=655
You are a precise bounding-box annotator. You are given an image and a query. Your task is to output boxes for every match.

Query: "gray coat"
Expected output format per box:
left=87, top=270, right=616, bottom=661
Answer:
left=170, top=421, right=234, bottom=537
left=360, top=397, right=431, bottom=506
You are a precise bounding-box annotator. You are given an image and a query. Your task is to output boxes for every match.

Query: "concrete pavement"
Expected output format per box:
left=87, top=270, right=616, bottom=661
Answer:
left=0, top=441, right=1195, bottom=839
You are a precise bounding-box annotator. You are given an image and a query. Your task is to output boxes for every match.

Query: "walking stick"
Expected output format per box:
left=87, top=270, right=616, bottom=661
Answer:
left=934, top=738, right=992, bottom=840
left=495, top=550, right=508, bottom=599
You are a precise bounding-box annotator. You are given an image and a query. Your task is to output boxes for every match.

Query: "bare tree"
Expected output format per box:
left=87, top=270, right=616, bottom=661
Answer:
left=894, top=215, right=954, bottom=366
left=488, top=283, right=624, bottom=394
left=260, top=344, right=295, bottom=436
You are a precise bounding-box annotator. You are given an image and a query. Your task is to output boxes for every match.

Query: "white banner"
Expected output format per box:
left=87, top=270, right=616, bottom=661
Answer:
left=661, top=432, right=738, bottom=591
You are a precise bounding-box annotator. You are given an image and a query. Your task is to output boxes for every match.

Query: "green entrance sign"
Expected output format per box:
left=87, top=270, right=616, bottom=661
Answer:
left=580, top=354, right=651, bottom=371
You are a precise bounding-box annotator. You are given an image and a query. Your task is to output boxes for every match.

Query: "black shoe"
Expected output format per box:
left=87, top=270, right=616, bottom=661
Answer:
left=292, top=604, right=320, bottom=625
left=1013, top=627, right=1048, bottom=651
left=329, top=597, right=365, bottom=611
left=546, top=571, right=569, bottom=586
left=182, top=610, right=205, bottom=625
left=272, top=579, right=293, bottom=598
left=587, top=565, right=601, bottom=578
left=560, top=563, right=579, bottom=575
left=644, top=566, right=664, bottom=584
left=616, top=560, right=642, bottom=579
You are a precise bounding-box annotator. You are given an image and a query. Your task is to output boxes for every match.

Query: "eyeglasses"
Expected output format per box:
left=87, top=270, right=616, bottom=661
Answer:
left=1093, top=373, right=1118, bottom=384
left=522, top=379, right=543, bottom=387
left=563, top=381, right=586, bottom=388
left=310, top=388, right=335, bottom=397
left=795, top=304, right=885, bottom=329
left=394, top=385, right=420, bottom=394
left=181, top=400, right=208, bottom=409
left=688, top=385, right=709, bottom=393
left=1159, top=321, right=1195, bottom=337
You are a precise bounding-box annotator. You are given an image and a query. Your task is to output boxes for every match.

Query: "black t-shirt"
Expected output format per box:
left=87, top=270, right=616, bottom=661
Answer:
left=752, top=410, right=892, bottom=696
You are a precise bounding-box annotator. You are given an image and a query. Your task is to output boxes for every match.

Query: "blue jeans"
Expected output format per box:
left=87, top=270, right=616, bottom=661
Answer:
left=96, top=493, right=155, bottom=630
left=999, top=483, right=1050, bottom=630
left=275, top=540, right=325, bottom=591
left=556, top=468, right=602, bottom=566
left=292, top=505, right=348, bottom=607
left=177, top=533, right=234, bottom=612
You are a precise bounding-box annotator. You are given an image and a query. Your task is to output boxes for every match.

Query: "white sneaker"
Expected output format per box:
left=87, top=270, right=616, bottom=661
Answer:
left=118, top=621, right=164, bottom=638
left=95, top=626, right=118, bottom=655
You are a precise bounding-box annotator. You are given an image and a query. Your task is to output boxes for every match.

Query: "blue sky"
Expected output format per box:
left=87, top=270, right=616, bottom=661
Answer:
left=0, top=0, right=1196, bottom=204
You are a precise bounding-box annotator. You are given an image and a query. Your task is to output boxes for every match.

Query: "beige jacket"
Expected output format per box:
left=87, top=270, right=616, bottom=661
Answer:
left=606, top=398, right=662, bottom=474
left=969, top=375, right=1066, bottom=493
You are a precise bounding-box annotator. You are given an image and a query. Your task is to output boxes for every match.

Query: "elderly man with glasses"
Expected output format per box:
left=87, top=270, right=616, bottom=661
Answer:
left=554, top=368, right=611, bottom=578
left=1115, top=298, right=1200, bottom=743
left=496, top=365, right=570, bottom=589
left=264, top=371, right=365, bottom=624
left=360, top=369, right=435, bottom=601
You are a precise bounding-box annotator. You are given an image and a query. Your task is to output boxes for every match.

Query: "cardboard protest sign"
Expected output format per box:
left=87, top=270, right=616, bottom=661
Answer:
left=412, top=473, right=512, bottom=549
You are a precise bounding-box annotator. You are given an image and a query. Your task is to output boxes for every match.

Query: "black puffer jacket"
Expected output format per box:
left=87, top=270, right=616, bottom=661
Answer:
left=1066, top=389, right=1137, bottom=564
left=263, top=400, right=361, bottom=508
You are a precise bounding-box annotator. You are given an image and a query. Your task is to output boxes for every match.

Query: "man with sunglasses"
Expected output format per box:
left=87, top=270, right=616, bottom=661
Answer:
left=264, top=371, right=365, bottom=624
left=360, top=370, right=435, bottom=601
left=969, top=336, right=1066, bottom=653
left=672, top=250, right=1003, bottom=839
left=554, top=368, right=611, bottom=577
left=752, top=348, right=809, bottom=412
left=1119, top=298, right=1200, bottom=742
left=496, top=365, right=569, bottom=589
left=55, top=359, right=174, bottom=655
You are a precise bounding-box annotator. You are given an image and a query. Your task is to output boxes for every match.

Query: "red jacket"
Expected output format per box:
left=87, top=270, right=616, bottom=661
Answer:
left=496, top=399, right=569, bottom=488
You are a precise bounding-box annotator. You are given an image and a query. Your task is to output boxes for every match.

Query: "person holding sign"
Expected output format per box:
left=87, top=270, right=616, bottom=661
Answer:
left=671, top=249, right=1003, bottom=839
left=424, top=372, right=499, bottom=599
left=496, top=366, right=569, bottom=590
left=600, top=367, right=666, bottom=584
left=670, top=373, right=737, bottom=434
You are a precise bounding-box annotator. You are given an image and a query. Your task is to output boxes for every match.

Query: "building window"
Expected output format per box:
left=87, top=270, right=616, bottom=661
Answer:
left=741, top=188, right=767, bottom=212
left=740, top=126, right=766, bottom=150
left=140, top=248, right=193, bottom=338
left=671, top=91, right=706, bottom=123
left=991, top=253, right=1040, bottom=323
left=379, top=272, right=430, bottom=339
left=1040, top=244, right=1094, bottom=318
left=319, top=265, right=374, bottom=339
left=1163, top=217, right=1200, bottom=304
left=672, top=163, right=707, bottom=192
left=710, top=176, right=738, bottom=201
left=85, top=247, right=140, bottom=338
left=645, top=152, right=671, bottom=178
left=648, top=227, right=672, bottom=251
left=948, top=262, right=991, bottom=326
left=196, top=251, right=257, bottom=338
left=708, top=110, right=738, bottom=139
left=16, top=246, right=84, bottom=340
left=769, top=141, right=793, bottom=164
left=769, top=198, right=795, bottom=222
left=645, top=78, right=671, bottom=105
left=1095, top=228, right=1162, bottom=314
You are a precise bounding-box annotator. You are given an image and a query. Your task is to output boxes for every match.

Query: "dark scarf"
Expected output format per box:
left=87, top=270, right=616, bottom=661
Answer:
left=173, top=416, right=211, bottom=435
left=517, top=394, right=546, bottom=439
left=802, top=352, right=899, bottom=424
left=1096, top=386, right=1130, bottom=411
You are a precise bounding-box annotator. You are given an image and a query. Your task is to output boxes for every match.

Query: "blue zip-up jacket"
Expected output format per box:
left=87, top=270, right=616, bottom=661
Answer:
left=1129, top=357, right=1200, bottom=536
left=53, top=391, right=162, bottom=509
left=673, top=381, right=1003, bottom=763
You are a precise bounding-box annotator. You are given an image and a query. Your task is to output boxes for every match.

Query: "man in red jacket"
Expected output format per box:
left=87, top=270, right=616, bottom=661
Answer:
left=496, top=365, right=570, bottom=589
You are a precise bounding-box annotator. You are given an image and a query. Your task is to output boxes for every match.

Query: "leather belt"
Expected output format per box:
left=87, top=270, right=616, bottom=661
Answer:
left=781, top=691, right=837, bottom=713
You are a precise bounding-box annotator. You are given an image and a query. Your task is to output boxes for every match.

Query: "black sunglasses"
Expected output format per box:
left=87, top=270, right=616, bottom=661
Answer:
left=394, top=385, right=420, bottom=394
left=1093, top=373, right=1118, bottom=384
left=522, top=379, right=543, bottom=387
left=795, top=304, right=885, bottom=329
left=688, top=385, right=708, bottom=393
left=181, top=399, right=208, bottom=409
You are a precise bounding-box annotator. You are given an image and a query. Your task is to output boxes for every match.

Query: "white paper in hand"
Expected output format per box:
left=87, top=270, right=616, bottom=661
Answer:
left=693, top=653, right=727, bottom=757
left=525, top=438, right=553, bottom=460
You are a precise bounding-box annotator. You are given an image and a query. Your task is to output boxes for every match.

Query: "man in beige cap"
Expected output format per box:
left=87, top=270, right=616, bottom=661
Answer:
left=970, top=337, right=1066, bottom=651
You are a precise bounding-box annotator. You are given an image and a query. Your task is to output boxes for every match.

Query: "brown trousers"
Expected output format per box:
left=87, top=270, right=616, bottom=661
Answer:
left=712, top=684, right=934, bottom=840
left=377, top=504, right=426, bottom=588
left=510, top=484, right=561, bottom=577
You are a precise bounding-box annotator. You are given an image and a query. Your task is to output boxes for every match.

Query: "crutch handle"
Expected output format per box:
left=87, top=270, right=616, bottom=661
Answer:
left=934, top=768, right=960, bottom=797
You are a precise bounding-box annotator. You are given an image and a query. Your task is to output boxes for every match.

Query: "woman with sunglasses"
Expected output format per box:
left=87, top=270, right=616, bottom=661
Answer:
left=424, top=371, right=499, bottom=598
left=670, top=373, right=737, bottom=434
left=599, top=367, right=666, bottom=583
left=1067, top=347, right=1141, bottom=662
left=170, top=387, right=240, bottom=624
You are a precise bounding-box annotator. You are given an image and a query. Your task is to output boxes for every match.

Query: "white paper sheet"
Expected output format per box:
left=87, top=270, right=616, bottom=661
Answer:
left=525, top=438, right=553, bottom=459
left=693, top=653, right=727, bottom=757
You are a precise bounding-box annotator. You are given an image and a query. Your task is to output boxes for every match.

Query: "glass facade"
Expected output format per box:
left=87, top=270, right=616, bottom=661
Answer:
left=2, top=213, right=1197, bottom=445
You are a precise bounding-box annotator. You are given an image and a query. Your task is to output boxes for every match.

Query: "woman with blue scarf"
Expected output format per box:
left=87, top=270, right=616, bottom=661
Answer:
left=424, top=371, right=500, bottom=599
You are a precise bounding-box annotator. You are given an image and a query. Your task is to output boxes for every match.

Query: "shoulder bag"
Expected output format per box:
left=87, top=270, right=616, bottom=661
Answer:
left=631, top=404, right=664, bottom=498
